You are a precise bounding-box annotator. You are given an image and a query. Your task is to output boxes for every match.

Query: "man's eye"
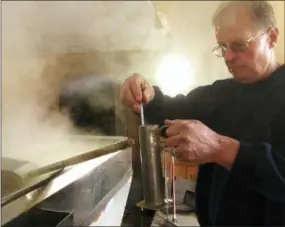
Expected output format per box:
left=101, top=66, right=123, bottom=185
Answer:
left=231, top=42, right=247, bottom=51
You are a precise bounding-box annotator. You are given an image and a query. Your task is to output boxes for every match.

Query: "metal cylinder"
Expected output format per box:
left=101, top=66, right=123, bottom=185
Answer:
left=139, top=125, right=164, bottom=208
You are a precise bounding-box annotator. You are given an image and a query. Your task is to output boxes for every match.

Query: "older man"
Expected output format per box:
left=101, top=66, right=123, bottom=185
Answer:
left=120, top=1, right=284, bottom=226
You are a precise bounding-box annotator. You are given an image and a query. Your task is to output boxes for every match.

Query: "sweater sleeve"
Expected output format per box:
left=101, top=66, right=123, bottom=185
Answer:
left=143, top=84, right=216, bottom=125
left=230, top=141, right=285, bottom=202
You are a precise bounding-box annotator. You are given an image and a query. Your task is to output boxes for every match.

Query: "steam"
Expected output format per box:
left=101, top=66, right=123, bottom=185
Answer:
left=1, top=1, right=165, bottom=169
left=2, top=48, right=125, bottom=167
left=2, top=57, right=106, bottom=167
left=1, top=7, right=109, bottom=168
left=62, top=75, right=118, bottom=111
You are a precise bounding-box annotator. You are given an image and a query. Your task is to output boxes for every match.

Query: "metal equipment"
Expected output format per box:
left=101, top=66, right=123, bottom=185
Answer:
left=2, top=109, right=190, bottom=227
left=137, top=124, right=165, bottom=209
left=136, top=105, right=179, bottom=226
left=1, top=136, right=133, bottom=226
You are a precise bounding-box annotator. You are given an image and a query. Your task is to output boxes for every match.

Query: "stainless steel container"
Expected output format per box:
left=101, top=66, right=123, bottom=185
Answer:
left=1, top=136, right=132, bottom=226
left=139, top=125, right=164, bottom=208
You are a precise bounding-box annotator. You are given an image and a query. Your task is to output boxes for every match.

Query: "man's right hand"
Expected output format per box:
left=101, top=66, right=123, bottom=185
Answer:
left=120, top=73, right=155, bottom=113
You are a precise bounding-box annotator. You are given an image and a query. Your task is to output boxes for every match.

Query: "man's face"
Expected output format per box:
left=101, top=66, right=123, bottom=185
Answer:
left=214, top=6, right=278, bottom=83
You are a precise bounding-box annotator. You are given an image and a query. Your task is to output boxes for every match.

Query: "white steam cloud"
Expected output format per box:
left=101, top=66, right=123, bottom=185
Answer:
left=2, top=1, right=164, bottom=169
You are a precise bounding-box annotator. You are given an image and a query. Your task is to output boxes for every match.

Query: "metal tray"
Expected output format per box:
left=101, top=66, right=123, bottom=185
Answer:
left=1, top=136, right=130, bottom=225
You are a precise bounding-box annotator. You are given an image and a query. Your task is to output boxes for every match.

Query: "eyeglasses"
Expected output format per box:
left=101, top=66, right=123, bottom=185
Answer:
left=212, top=27, right=271, bottom=58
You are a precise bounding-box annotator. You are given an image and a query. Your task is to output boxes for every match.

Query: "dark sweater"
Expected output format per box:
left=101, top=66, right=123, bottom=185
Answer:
left=144, top=64, right=285, bottom=226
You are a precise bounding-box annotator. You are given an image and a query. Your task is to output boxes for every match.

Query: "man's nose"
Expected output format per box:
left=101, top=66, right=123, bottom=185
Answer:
left=223, top=48, right=236, bottom=62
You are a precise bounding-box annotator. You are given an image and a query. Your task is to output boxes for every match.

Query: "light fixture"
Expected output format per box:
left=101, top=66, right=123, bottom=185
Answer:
left=154, top=53, right=193, bottom=97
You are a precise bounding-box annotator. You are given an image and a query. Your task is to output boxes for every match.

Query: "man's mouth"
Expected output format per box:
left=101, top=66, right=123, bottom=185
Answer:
left=229, top=65, right=242, bottom=68
left=228, top=65, right=244, bottom=71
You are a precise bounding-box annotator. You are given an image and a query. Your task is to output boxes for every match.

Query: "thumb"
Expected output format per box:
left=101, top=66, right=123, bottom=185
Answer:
left=142, top=84, right=154, bottom=103
left=164, top=119, right=173, bottom=125
left=164, top=119, right=187, bottom=125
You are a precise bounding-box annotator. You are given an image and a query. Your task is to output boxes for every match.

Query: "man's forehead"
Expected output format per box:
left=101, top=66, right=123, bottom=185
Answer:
left=214, top=6, right=256, bottom=43
left=215, top=24, right=255, bottom=43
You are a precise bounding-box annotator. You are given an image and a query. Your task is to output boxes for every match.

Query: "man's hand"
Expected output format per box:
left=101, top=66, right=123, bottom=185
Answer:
left=165, top=119, right=240, bottom=169
left=120, top=74, right=155, bottom=113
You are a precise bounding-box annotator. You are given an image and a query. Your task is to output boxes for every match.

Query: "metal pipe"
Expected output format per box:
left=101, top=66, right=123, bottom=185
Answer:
left=171, top=155, right=177, bottom=223
left=164, top=150, right=170, bottom=220
left=26, top=138, right=131, bottom=178
left=140, top=104, right=145, bottom=126
left=1, top=169, right=63, bottom=207
left=139, top=125, right=164, bottom=208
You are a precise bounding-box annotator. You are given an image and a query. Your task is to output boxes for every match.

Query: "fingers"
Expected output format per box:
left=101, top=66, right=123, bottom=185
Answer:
left=165, top=119, right=202, bottom=138
left=130, top=75, right=143, bottom=103
left=165, top=119, right=188, bottom=125
left=174, top=146, right=188, bottom=162
left=142, top=82, right=154, bottom=103
left=166, top=134, right=195, bottom=162
left=165, top=119, right=172, bottom=125
left=164, top=120, right=198, bottom=163
left=165, top=132, right=189, bottom=161
left=175, top=147, right=197, bottom=163
left=165, top=125, right=180, bottom=137
left=163, top=120, right=209, bottom=164
left=120, top=73, right=154, bottom=112
left=165, top=120, right=188, bottom=137
left=165, top=119, right=200, bottom=125
left=119, top=76, right=142, bottom=112
left=126, top=87, right=137, bottom=107
left=166, top=133, right=184, bottom=147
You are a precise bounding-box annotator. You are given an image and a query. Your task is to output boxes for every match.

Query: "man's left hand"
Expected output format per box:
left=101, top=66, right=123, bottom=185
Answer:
left=165, top=119, right=239, bottom=167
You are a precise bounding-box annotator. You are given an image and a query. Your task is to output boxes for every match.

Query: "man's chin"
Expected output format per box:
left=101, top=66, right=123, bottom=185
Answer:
left=231, top=72, right=258, bottom=84
left=230, top=71, right=250, bottom=83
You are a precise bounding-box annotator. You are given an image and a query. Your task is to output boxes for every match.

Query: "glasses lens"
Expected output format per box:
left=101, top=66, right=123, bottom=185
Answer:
left=231, top=42, right=248, bottom=52
left=213, top=47, right=224, bottom=57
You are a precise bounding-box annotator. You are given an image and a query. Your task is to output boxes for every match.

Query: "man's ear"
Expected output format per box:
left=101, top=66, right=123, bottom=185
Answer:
left=268, top=27, right=279, bottom=49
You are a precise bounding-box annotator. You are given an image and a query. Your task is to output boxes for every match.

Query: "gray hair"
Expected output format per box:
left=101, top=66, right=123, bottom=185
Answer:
left=212, top=1, right=276, bottom=29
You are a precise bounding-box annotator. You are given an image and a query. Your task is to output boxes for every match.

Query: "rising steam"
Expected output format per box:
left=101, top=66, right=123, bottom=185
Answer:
left=1, top=3, right=112, bottom=167
left=1, top=1, right=165, bottom=168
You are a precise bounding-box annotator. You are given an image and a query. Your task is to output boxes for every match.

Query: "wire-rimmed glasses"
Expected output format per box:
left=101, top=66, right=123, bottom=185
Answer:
left=212, top=27, right=272, bottom=58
